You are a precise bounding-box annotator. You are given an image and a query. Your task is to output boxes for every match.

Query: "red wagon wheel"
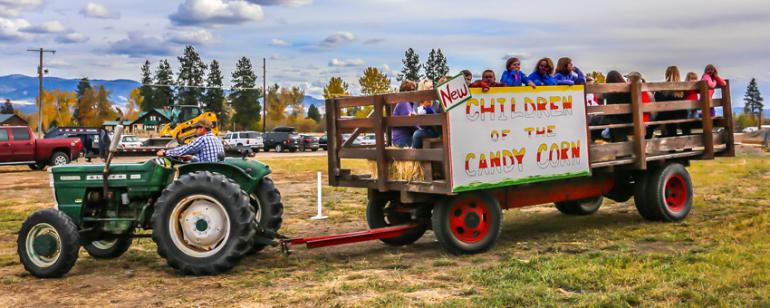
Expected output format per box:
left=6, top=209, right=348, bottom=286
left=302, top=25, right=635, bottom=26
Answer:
left=432, top=191, right=502, bottom=255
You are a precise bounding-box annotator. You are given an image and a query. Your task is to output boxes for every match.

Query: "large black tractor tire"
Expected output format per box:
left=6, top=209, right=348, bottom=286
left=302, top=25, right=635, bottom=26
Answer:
left=432, top=191, right=503, bottom=255
left=152, top=171, right=256, bottom=275
left=250, top=177, right=284, bottom=253
left=366, top=191, right=427, bottom=246
left=84, top=237, right=133, bottom=259
left=17, top=209, right=80, bottom=278
left=554, top=196, right=604, bottom=215
left=634, top=163, right=693, bottom=222
left=49, top=151, right=70, bottom=166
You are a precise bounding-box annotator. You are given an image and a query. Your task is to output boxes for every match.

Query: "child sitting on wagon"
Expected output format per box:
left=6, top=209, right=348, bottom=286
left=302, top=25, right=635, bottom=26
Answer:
left=500, top=57, right=536, bottom=88
left=470, top=69, right=505, bottom=92
left=554, top=57, right=586, bottom=85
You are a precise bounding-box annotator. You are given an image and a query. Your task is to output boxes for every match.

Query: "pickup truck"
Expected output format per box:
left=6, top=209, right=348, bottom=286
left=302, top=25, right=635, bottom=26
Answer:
left=0, top=126, right=82, bottom=170
left=264, top=127, right=301, bottom=152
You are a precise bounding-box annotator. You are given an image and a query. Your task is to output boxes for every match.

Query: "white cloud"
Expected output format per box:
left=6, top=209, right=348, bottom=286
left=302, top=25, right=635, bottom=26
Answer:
left=21, top=21, right=67, bottom=34
left=270, top=38, right=289, bottom=46
left=247, top=0, right=311, bottom=7
left=80, top=3, right=120, bottom=19
left=169, top=0, right=264, bottom=26
left=328, top=58, right=365, bottom=67
left=364, top=38, right=383, bottom=45
left=0, top=0, right=43, bottom=17
left=320, top=32, right=356, bottom=48
left=56, top=32, right=89, bottom=44
left=501, top=51, right=530, bottom=61
left=106, top=32, right=175, bottom=57
left=0, top=17, right=31, bottom=41
left=165, top=29, right=214, bottom=45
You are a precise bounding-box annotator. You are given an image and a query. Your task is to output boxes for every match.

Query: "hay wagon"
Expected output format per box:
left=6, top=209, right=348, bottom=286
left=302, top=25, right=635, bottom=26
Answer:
left=323, top=75, right=735, bottom=254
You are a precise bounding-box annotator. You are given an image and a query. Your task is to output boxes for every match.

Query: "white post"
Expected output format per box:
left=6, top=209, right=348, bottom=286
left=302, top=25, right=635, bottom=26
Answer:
left=311, top=171, right=327, bottom=220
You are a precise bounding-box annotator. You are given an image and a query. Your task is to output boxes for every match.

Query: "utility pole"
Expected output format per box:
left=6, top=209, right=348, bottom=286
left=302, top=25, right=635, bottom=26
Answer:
left=27, top=48, right=56, bottom=136
left=262, top=57, right=267, bottom=133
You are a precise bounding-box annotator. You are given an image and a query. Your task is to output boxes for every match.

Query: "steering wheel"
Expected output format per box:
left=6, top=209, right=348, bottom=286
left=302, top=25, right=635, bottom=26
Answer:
left=164, top=155, right=189, bottom=165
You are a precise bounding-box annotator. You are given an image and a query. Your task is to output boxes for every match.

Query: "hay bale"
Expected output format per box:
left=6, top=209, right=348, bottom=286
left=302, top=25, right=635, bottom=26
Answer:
left=367, top=159, right=425, bottom=182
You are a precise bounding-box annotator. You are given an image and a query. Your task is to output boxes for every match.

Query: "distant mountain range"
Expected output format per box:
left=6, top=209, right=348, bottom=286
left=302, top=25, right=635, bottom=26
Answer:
left=0, top=74, right=326, bottom=114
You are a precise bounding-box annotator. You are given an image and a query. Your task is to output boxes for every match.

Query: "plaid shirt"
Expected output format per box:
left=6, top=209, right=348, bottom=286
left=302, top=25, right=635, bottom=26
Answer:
left=165, top=132, right=224, bottom=163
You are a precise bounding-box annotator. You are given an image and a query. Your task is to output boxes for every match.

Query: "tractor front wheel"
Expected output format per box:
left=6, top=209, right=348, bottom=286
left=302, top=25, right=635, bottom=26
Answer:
left=366, top=191, right=427, bottom=246
left=432, top=191, right=502, bottom=255
left=84, top=237, right=133, bottom=259
left=17, top=209, right=80, bottom=278
left=152, top=171, right=256, bottom=275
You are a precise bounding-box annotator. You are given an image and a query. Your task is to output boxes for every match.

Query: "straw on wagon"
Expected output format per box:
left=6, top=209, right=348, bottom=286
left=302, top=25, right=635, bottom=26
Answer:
left=367, top=147, right=425, bottom=182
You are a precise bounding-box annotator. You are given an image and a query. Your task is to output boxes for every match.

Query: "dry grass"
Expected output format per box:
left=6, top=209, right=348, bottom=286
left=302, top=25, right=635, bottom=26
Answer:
left=0, top=153, right=767, bottom=306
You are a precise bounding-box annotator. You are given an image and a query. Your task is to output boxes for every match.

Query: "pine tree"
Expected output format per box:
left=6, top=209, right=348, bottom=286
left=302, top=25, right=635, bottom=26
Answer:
left=323, top=77, right=350, bottom=99
left=307, top=104, right=321, bottom=123
left=73, top=77, right=92, bottom=122
left=743, top=78, right=764, bottom=127
left=139, top=60, right=155, bottom=112
left=203, top=59, right=227, bottom=126
left=176, top=45, right=207, bottom=106
left=424, top=49, right=449, bottom=84
left=154, top=59, right=175, bottom=108
left=399, top=48, right=422, bottom=82
left=359, top=67, right=391, bottom=95
left=1, top=99, right=14, bottom=114
left=229, top=57, right=261, bottom=130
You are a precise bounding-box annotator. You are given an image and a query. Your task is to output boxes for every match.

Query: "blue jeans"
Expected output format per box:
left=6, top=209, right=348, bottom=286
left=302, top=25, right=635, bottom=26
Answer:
left=412, top=128, right=437, bottom=148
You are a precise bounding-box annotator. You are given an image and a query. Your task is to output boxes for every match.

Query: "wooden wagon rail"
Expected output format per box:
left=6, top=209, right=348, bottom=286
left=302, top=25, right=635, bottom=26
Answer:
left=326, top=77, right=734, bottom=194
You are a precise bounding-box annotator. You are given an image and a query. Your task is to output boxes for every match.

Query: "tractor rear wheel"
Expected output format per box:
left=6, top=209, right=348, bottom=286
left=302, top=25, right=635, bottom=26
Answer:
left=152, top=171, right=256, bottom=275
left=432, top=191, right=503, bottom=255
left=554, top=196, right=603, bottom=215
left=84, top=237, right=133, bottom=259
left=634, top=163, right=693, bottom=222
left=17, top=209, right=80, bottom=278
left=250, top=177, right=284, bottom=253
left=366, top=191, right=427, bottom=246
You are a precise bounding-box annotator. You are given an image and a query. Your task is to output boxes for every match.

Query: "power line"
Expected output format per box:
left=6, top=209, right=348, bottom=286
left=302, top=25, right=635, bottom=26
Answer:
left=141, top=83, right=262, bottom=91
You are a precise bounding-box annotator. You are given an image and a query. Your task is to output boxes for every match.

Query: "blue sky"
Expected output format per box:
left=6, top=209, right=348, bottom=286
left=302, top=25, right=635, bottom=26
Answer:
left=1, top=0, right=769, bottom=104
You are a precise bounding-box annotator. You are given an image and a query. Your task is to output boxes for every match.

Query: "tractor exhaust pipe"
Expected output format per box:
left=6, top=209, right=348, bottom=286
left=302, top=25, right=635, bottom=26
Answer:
left=103, top=108, right=125, bottom=198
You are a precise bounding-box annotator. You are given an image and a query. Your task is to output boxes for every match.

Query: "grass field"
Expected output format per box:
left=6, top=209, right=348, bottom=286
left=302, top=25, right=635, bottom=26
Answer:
left=0, top=153, right=768, bottom=306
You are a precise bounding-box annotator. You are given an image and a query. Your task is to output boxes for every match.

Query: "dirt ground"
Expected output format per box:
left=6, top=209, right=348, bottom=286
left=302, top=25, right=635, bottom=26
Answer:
left=0, top=147, right=768, bottom=306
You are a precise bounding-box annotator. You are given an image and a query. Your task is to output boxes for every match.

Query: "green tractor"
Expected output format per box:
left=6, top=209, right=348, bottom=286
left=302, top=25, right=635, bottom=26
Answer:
left=17, top=121, right=283, bottom=278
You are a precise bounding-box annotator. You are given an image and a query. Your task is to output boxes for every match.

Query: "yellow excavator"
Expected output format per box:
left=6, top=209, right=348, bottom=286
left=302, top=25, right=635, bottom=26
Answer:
left=159, top=105, right=219, bottom=144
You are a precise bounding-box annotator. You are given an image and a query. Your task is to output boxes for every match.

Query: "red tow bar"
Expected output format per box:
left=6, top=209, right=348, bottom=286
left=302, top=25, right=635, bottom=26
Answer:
left=278, top=224, right=420, bottom=254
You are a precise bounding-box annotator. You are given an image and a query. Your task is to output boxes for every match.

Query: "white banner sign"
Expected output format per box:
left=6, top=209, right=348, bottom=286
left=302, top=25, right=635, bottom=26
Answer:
left=447, top=86, right=591, bottom=192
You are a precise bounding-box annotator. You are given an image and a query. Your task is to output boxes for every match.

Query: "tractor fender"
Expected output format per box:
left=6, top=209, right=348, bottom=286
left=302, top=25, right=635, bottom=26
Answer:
left=176, top=160, right=272, bottom=194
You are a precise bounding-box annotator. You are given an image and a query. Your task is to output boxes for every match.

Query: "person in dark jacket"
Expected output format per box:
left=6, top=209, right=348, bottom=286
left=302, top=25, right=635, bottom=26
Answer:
left=528, top=57, right=557, bottom=86
left=603, top=71, right=631, bottom=142
left=500, top=57, right=536, bottom=87
left=98, top=129, right=111, bottom=161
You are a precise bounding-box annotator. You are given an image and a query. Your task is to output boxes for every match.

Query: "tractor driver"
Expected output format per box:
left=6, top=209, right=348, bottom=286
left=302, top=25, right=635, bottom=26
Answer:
left=156, top=118, right=224, bottom=163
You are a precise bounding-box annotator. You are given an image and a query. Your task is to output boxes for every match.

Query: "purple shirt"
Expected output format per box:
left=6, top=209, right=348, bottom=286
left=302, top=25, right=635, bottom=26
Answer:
left=392, top=102, right=415, bottom=146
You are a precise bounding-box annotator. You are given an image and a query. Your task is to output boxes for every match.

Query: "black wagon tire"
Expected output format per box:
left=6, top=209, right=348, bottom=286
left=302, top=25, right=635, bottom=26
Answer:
left=50, top=151, right=70, bottom=166
left=554, top=196, right=604, bottom=215
left=250, top=177, right=284, bottom=253
left=152, top=171, right=256, bottom=275
left=636, top=163, right=693, bottom=222
left=84, top=237, right=133, bottom=259
left=17, top=208, right=80, bottom=278
left=366, top=191, right=427, bottom=246
left=432, top=191, right=503, bottom=255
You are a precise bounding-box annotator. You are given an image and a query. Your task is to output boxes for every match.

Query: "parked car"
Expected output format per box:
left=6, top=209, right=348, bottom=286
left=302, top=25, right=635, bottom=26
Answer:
left=263, top=127, right=301, bottom=152
left=0, top=126, right=82, bottom=170
left=119, top=135, right=142, bottom=149
left=299, top=135, right=320, bottom=151
left=319, top=135, right=327, bottom=150
left=223, top=131, right=264, bottom=152
left=359, top=134, right=376, bottom=146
